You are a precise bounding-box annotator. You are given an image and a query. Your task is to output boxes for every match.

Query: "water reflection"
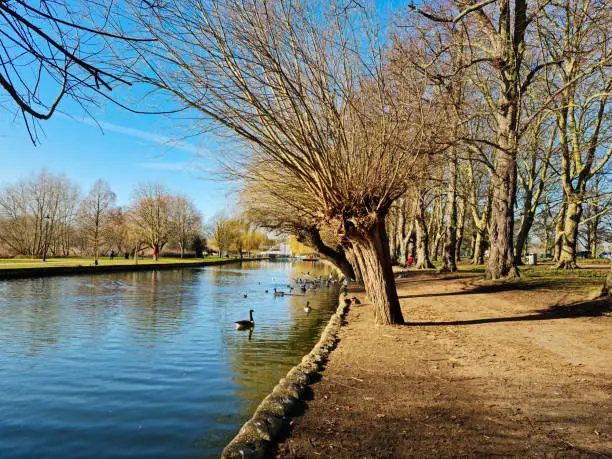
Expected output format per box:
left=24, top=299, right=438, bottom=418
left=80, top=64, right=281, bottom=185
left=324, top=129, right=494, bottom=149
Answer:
left=0, top=261, right=339, bottom=458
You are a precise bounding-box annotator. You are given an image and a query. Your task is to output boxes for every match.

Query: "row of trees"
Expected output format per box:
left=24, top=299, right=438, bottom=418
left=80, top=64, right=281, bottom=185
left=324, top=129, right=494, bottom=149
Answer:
left=108, top=0, right=607, bottom=325
left=2, top=1, right=609, bottom=325
left=0, top=171, right=202, bottom=261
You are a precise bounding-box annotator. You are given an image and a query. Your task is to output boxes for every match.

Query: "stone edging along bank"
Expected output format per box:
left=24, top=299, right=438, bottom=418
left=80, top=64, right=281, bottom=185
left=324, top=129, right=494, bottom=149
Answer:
left=0, top=258, right=260, bottom=280
left=221, top=294, right=350, bottom=459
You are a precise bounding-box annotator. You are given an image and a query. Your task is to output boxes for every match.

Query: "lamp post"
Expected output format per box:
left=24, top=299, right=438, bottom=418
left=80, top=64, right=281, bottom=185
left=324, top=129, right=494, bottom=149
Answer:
left=42, top=215, right=50, bottom=262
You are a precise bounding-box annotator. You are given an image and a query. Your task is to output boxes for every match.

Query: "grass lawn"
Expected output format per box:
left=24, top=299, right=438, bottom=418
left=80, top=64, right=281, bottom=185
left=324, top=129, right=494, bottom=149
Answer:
left=395, top=259, right=609, bottom=297
left=0, top=256, right=237, bottom=270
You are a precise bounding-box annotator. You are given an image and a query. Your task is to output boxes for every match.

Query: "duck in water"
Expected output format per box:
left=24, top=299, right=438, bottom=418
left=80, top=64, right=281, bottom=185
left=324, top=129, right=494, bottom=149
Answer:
left=235, top=310, right=255, bottom=330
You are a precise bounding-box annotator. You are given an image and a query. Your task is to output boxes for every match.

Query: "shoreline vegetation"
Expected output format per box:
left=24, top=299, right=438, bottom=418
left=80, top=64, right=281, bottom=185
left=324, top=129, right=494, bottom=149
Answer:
left=0, top=256, right=259, bottom=280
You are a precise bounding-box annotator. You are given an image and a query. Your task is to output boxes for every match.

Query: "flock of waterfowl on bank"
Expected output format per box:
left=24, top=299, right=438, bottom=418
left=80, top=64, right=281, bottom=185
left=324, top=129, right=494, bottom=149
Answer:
left=234, top=273, right=353, bottom=330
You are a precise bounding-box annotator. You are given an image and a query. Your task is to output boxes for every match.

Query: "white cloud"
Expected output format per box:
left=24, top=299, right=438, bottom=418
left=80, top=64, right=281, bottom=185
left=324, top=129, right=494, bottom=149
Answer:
left=59, top=113, right=208, bottom=155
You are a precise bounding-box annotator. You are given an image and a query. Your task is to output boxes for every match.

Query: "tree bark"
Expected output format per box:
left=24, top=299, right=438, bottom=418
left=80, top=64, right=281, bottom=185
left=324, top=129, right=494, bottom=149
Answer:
left=486, top=84, right=520, bottom=278
left=414, top=191, right=435, bottom=269
left=349, top=218, right=404, bottom=325
left=601, top=261, right=612, bottom=296
left=472, top=230, right=487, bottom=264
left=553, top=200, right=567, bottom=262
left=557, top=200, right=582, bottom=269
left=486, top=157, right=518, bottom=279
left=344, top=246, right=363, bottom=284
left=388, top=213, right=398, bottom=264
left=404, top=221, right=416, bottom=262
left=514, top=206, right=534, bottom=266
left=455, top=198, right=466, bottom=262
left=441, top=154, right=458, bottom=272
left=469, top=231, right=477, bottom=260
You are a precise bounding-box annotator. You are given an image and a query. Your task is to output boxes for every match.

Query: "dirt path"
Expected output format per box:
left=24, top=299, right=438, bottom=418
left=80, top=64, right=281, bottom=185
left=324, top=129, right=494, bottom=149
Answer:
left=277, top=272, right=612, bottom=458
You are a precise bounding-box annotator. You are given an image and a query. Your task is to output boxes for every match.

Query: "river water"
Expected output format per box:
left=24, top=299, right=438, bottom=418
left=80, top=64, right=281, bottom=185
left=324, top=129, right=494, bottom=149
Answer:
left=0, top=260, right=339, bottom=458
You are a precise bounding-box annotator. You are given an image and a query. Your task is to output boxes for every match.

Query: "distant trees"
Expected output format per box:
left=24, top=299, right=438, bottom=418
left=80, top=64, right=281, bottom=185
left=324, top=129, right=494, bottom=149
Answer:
left=208, top=214, right=270, bottom=258
left=78, top=180, right=116, bottom=263
left=0, top=170, right=79, bottom=258
left=0, top=172, right=207, bottom=260
left=171, top=195, right=202, bottom=258
left=128, top=183, right=172, bottom=261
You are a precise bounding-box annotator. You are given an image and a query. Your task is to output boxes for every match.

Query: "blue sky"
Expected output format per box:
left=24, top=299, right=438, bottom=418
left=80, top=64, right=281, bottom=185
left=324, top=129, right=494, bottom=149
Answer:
left=0, top=104, right=236, bottom=221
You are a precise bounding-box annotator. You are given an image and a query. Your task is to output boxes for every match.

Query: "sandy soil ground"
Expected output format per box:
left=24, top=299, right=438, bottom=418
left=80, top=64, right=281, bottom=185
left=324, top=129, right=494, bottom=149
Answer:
left=277, top=271, right=612, bottom=458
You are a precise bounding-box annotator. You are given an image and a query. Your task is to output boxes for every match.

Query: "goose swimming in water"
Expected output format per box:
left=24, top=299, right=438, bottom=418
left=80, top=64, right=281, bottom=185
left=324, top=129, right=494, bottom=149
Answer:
left=235, top=310, right=255, bottom=330
left=273, top=288, right=285, bottom=297
left=304, top=301, right=311, bottom=313
left=243, top=292, right=248, bottom=298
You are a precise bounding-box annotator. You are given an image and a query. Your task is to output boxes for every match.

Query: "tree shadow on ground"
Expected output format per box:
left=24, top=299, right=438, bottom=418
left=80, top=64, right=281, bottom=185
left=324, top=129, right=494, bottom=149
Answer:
left=403, top=297, right=611, bottom=327
left=398, top=279, right=584, bottom=299
left=273, top=372, right=611, bottom=458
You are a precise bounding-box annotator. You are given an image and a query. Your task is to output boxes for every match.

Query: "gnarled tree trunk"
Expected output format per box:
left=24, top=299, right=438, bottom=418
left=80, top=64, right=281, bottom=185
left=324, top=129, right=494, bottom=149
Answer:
left=487, top=156, right=518, bottom=279
left=348, top=218, right=403, bottom=325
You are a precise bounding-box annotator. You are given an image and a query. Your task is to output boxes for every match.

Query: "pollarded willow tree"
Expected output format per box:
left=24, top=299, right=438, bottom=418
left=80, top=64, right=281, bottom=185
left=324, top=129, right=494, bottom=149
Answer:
left=114, top=0, right=441, bottom=325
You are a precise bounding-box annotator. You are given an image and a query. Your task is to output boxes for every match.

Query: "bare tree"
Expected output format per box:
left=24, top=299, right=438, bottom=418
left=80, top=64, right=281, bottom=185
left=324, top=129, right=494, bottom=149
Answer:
left=513, top=113, right=556, bottom=263
left=537, top=0, right=612, bottom=268
left=0, top=170, right=79, bottom=257
left=407, top=0, right=549, bottom=279
left=171, top=194, right=201, bottom=258
left=130, top=183, right=173, bottom=260
left=78, top=179, right=116, bottom=263
left=116, top=0, right=441, bottom=325
left=0, top=1, right=155, bottom=143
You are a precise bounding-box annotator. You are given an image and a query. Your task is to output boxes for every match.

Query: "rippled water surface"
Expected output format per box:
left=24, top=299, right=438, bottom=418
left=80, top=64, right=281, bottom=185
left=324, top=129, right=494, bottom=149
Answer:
left=0, top=261, right=339, bottom=458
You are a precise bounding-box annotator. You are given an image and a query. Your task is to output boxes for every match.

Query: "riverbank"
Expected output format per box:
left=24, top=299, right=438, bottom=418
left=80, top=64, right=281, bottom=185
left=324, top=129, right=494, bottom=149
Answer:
left=277, top=268, right=612, bottom=457
left=0, top=257, right=259, bottom=280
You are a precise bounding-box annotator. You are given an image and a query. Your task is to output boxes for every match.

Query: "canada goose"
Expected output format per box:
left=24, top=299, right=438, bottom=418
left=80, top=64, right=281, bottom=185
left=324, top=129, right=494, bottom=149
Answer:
left=304, top=301, right=312, bottom=313
left=351, top=297, right=361, bottom=305
left=265, top=289, right=269, bottom=293
left=273, top=288, right=285, bottom=297
left=235, top=310, right=255, bottom=330
left=300, top=285, right=307, bottom=292
left=243, top=292, right=248, bottom=298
